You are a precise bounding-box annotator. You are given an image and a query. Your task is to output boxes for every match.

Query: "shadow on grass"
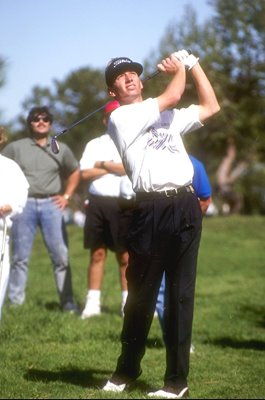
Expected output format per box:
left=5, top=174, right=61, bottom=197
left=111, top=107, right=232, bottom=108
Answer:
left=24, top=367, right=153, bottom=393
left=24, top=367, right=111, bottom=388
left=209, top=337, right=265, bottom=351
left=239, top=304, right=265, bottom=329
left=43, top=301, right=61, bottom=311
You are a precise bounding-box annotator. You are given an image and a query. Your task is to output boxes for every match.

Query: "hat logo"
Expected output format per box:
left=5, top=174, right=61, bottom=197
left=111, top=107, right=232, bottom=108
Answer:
left=112, top=58, right=132, bottom=68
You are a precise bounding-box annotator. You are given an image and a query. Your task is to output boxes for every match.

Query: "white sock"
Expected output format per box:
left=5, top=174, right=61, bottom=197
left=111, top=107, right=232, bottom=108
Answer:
left=87, top=289, right=101, bottom=302
left=122, top=290, right=128, bottom=303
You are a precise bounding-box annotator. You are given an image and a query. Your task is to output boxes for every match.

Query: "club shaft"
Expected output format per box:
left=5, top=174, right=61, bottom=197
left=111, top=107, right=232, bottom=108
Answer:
left=54, top=69, right=160, bottom=139
left=59, top=104, right=106, bottom=136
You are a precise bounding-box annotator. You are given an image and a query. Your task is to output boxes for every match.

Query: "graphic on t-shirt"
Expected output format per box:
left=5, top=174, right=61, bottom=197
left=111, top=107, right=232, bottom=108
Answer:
left=147, top=128, right=178, bottom=153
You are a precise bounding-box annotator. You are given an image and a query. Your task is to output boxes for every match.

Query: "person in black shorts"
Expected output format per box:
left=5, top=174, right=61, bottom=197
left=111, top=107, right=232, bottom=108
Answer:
left=80, top=101, right=134, bottom=319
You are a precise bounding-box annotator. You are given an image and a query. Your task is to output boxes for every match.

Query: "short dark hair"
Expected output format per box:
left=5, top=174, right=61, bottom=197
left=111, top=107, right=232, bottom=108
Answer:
left=27, top=106, right=53, bottom=127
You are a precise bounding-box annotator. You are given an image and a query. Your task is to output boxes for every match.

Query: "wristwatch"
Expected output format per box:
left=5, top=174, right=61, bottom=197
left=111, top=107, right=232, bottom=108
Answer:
left=63, top=194, right=71, bottom=201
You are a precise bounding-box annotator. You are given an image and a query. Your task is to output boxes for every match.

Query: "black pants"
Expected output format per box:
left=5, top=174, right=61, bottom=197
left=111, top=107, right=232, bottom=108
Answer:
left=112, top=191, right=202, bottom=388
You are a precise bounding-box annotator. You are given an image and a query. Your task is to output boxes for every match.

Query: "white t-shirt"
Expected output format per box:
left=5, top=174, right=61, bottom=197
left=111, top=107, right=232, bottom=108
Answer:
left=0, top=154, right=29, bottom=228
left=80, top=133, right=125, bottom=197
left=108, top=98, right=203, bottom=192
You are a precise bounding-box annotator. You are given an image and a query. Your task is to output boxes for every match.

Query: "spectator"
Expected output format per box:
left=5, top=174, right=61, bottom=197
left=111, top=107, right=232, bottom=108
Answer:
left=2, top=107, right=80, bottom=313
left=0, top=127, right=29, bottom=321
left=80, top=100, right=132, bottom=319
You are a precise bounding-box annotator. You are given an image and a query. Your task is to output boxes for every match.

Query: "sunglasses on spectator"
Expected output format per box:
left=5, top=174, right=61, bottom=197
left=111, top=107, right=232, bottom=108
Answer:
left=31, top=116, right=51, bottom=123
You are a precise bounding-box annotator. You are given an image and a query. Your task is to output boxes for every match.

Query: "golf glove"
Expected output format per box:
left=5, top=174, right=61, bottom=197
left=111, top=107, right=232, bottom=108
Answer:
left=172, top=49, right=199, bottom=70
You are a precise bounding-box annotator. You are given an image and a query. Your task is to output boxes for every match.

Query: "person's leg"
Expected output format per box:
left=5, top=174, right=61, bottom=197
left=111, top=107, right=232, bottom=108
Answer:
left=39, top=199, right=75, bottom=309
left=88, top=247, right=107, bottom=289
left=112, top=251, right=163, bottom=382
left=82, top=196, right=115, bottom=318
left=81, top=247, right=107, bottom=319
left=107, top=200, right=164, bottom=384
left=155, top=272, right=166, bottom=338
left=116, top=250, right=128, bottom=316
left=0, top=234, right=9, bottom=320
left=8, top=199, right=37, bottom=305
left=163, top=194, right=202, bottom=390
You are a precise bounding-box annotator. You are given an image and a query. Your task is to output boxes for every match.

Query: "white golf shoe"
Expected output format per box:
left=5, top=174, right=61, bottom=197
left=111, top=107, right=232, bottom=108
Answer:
left=102, top=380, right=126, bottom=392
left=148, top=386, right=189, bottom=399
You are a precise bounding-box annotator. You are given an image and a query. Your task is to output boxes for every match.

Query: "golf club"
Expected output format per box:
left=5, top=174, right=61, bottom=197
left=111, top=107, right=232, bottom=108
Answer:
left=50, top=69, right=161, bottom=154
left=0, top=217, right=7, bottom=289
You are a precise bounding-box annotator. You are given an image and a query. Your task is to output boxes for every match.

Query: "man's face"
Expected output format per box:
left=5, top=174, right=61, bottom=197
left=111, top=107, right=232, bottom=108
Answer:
left=109, top=71, right=143, bottom=104
left=30, top=113, right=51, bottom=135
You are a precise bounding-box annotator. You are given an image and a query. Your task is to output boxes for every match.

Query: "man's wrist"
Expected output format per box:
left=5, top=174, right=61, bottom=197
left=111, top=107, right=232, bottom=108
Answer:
left=100, top=161, right=105, bottom=169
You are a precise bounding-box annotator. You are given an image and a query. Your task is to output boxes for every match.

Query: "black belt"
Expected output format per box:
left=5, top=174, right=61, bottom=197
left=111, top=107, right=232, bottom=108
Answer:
left=29, top=194, right=58, bottom=199
left=136, top=185, right=194, bottom=201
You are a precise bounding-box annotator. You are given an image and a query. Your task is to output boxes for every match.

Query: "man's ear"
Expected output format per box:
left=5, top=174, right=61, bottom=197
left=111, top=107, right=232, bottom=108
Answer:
left=108, top=88, right=116, bottom=98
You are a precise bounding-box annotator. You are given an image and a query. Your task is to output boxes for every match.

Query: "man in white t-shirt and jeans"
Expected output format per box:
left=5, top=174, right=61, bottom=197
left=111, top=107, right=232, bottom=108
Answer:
left=102, top=51, right=220, bottom=398
left=80, top=100, right=134, bottom=319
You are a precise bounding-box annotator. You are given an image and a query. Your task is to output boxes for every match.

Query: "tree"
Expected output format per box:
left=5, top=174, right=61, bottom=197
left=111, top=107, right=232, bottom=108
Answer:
left=143, top=0, right=265, bottom=213
left=0, top=56, right=7, bottom=120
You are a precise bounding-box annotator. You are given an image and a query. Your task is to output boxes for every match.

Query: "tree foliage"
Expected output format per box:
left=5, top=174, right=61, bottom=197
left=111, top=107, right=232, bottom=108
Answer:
left=143, top=0, right=265, bottom=213
left=0, top=56, right=7, bottom=120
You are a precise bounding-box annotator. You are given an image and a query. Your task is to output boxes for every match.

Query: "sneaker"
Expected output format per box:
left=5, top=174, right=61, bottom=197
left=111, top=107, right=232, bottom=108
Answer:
left=102, top=380, right=126, bottom=392
left=81, top=298, right=101, bottom=319
left=148, top=386, right=189, bottom=399
left=62, top=301, right=79, bottom=314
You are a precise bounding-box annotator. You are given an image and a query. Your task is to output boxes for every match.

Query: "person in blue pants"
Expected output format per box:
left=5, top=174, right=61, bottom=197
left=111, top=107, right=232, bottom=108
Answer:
left=155, top=155, right=212, bottom=349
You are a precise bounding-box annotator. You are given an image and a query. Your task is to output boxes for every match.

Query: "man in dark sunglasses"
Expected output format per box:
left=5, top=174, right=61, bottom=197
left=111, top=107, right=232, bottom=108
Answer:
left=2, top=106, right=80, bottom=313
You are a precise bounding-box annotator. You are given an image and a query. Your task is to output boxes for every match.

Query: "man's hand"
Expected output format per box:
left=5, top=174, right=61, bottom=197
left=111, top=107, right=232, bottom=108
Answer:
left=172, top=49, right=199, bottom=70
left=157, top=55, right=184, bottom=75
left=52, top=195, right=69, bottom=210
left=0, top=205, right=12, bottom=217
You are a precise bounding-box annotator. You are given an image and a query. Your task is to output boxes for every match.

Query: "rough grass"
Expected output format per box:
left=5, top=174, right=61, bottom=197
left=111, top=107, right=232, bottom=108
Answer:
left=0, top=215, right=264, bottom=399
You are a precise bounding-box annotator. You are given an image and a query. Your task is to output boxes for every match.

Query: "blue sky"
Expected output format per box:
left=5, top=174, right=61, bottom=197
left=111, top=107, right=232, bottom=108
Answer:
left=0, top=0, right=213, bottom=123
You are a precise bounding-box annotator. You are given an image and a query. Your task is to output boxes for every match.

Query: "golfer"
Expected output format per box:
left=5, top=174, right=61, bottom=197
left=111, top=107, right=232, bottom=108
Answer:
left=102, top=50, right=220, bottom=398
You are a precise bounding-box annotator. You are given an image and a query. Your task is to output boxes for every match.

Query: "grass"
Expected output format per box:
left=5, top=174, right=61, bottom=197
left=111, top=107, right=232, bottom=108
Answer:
left=0, top=215, right=264, bottom=399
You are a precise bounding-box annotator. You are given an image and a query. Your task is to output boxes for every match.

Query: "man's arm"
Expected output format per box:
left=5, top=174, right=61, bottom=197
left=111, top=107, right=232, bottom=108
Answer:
left=81, top=161, right=126, bottom=182
left=64, top=168, right=80, bottom=199
left=199, top=196, right=212, bottom=215
left=53, top=168, right=80, bottom=210
left=190, top=63, right=220, bottom=123
left=173, top=49, right=220, bottom=122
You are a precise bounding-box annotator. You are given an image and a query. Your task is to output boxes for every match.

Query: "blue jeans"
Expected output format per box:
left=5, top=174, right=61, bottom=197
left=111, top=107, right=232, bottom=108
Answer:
left=156, top=273, right=166, bottom=340
left=8, top=198, right=74, bottom=307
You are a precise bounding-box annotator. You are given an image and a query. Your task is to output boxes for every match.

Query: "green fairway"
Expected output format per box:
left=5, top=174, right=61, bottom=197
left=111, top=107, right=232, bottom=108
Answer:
left=0, top=215, right=264, bottom=399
